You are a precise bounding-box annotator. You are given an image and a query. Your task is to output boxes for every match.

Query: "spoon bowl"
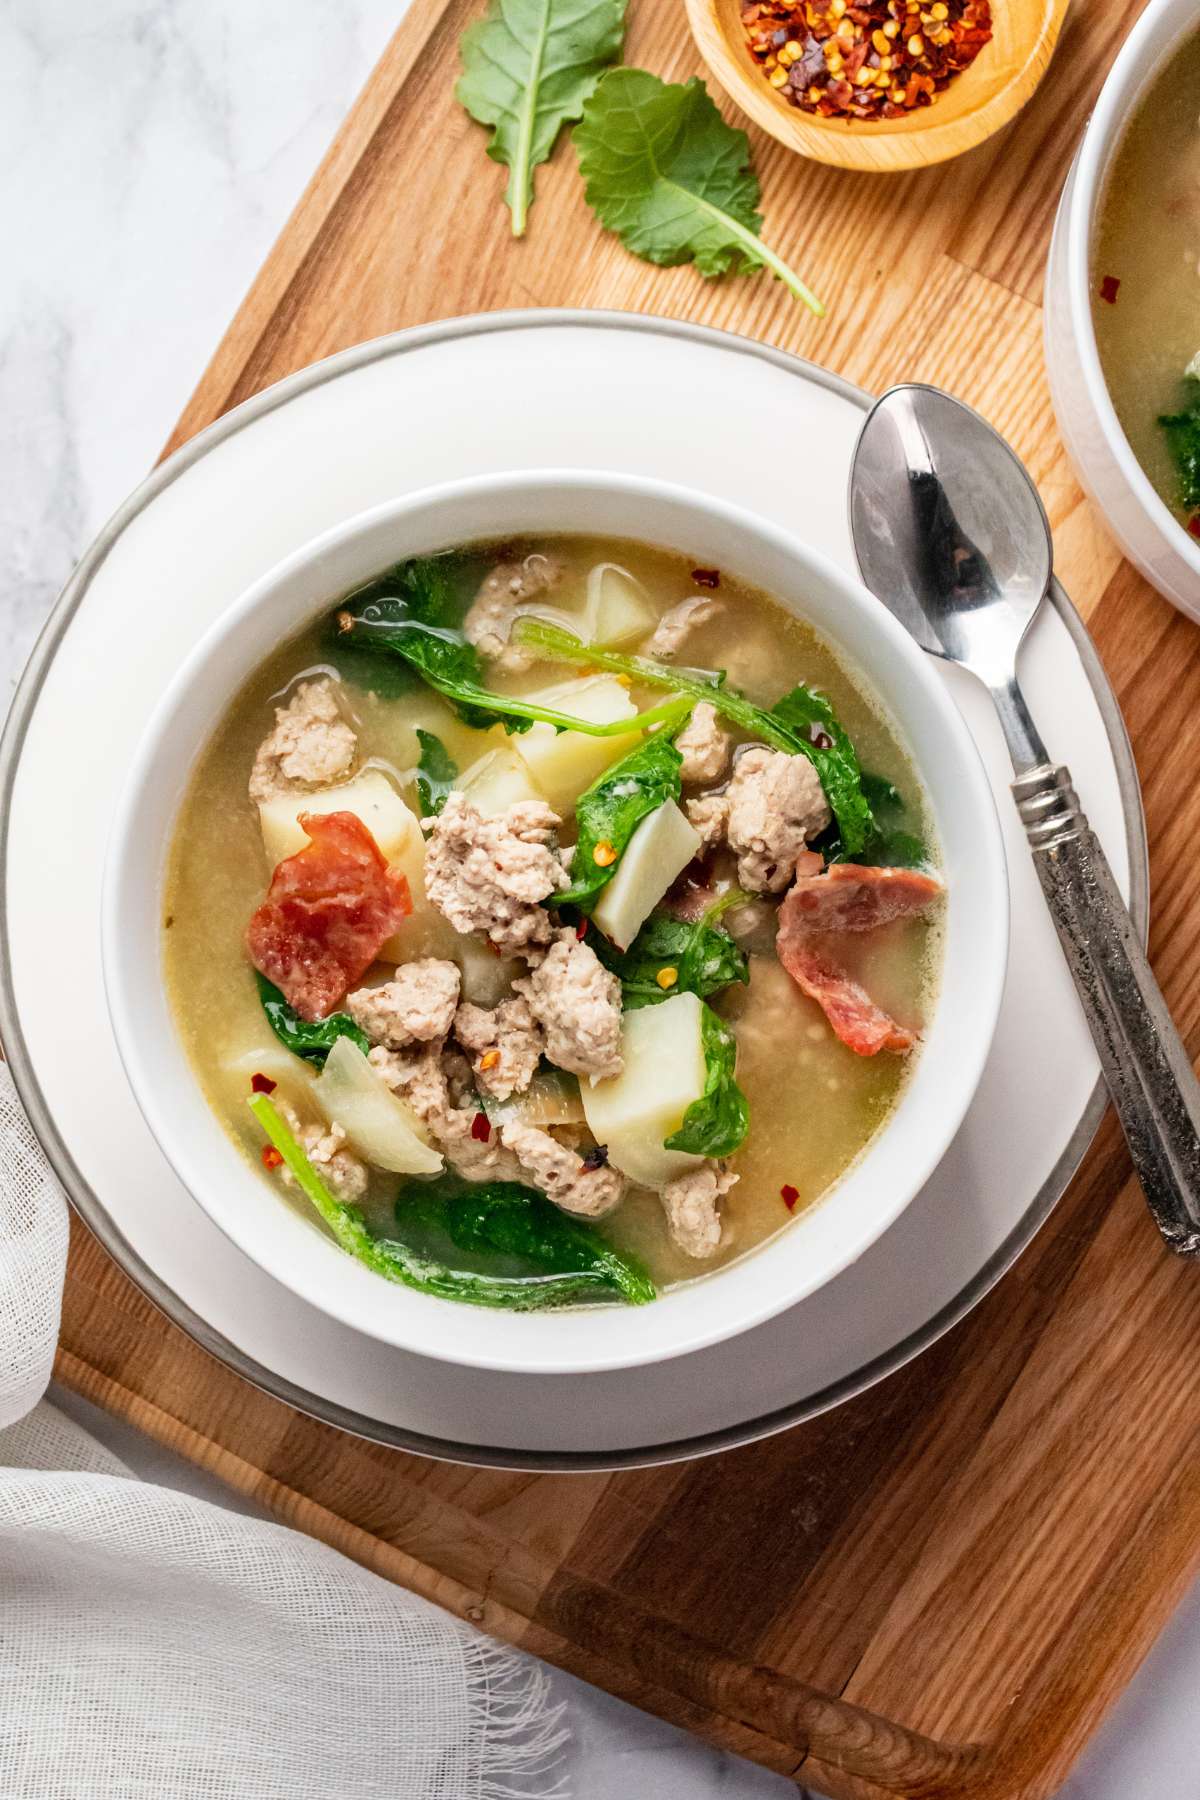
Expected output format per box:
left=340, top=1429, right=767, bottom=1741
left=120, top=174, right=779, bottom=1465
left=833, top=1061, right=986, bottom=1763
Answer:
left=850, top=384, right=1052, bottom=663
left=851, top=384, right=1052, bottom=765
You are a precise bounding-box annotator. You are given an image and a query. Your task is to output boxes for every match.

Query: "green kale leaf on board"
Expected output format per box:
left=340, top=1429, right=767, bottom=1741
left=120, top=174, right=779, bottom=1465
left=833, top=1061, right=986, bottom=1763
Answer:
left=575, top=70, right=824, bottom=315
left=457, top=0, right=627, bottom=236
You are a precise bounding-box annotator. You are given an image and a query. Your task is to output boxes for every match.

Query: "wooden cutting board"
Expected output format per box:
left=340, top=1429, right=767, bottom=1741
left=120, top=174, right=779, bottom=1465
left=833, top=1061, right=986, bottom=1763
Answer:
left=54, top=1, right=1200, bottom=1793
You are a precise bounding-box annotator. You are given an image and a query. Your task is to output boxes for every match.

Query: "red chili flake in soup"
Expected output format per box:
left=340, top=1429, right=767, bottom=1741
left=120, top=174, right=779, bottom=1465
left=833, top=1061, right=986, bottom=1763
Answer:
left=691, top=567, right=721, bottom=589
left=250, top=1073, right=277, bottom=1095
left=1099, top=275, right=1121, bottom=305
left=741, top=0, right=992, bottom=122
left=262, top=1146, right=284, bottom=1170
left=575, top=918, right=588, bottom=940
left=471, top=1112, right=491, bottom=1143
left=781, top=1184, right=800, bottom=1209
left=1187, top=515, right=1200, bottom=540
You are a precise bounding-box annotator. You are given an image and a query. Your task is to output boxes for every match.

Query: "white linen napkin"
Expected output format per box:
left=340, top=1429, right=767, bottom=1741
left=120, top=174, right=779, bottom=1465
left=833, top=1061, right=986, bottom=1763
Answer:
left=0, top=1064, right=567, bottom=1798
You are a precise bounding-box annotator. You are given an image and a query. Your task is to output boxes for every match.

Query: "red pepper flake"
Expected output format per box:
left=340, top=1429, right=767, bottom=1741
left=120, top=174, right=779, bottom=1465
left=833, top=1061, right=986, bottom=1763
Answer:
left=250, top=1072, right=277, bottom=1095
left=262, top=1146, right=284, bottom=1170
left=471, top=1111, right=492, bottom=1143
left=741, top=0, right=993, bottom=122
left=1099, top=275, right=1121, bottom=305
left=691, top=567, right=720, bottom=589
left=780, top=1183, right=800, bottom=1210
left=1188, top=515, right=1200, bottom=541
left=575, top=918, right=588, bottom=940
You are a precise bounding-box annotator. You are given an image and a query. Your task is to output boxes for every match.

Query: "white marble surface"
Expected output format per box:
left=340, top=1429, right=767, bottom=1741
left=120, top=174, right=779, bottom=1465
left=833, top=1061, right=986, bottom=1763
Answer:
left=5, top=3, right=1200, bottom=1795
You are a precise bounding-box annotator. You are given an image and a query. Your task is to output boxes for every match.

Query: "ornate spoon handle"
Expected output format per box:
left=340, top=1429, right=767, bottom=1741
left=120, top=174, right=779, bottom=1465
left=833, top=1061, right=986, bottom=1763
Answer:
left=1013, top=763, right=1200, bottom=1254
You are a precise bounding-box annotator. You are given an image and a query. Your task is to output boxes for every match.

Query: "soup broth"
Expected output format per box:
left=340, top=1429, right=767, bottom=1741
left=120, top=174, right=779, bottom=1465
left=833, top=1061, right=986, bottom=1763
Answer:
left=165, top=535, right=942, bottom=1303
left=1093, top=29, right=1200, bottom=522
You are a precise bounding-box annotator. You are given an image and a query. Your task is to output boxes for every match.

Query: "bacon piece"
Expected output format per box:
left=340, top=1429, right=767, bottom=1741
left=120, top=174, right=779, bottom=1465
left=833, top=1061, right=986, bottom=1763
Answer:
left=776, top=864, right=943, bottom=1057
left=245, top=811, right=411, bottom=1021
left=781, top=863, right=943, bottom=934
left=776, top=936, right=917, bottom=1056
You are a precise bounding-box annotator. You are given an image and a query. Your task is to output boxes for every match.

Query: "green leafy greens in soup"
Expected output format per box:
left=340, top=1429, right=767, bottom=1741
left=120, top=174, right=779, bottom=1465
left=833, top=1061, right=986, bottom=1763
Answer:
left=558, top=732, right=686, bottom=910
left=163, top=535, right=944, bottom=1308
left=1093, top=29, right=1200, bottom=527
left=414, top=730, right=459, bottom=818
left=589, top=894, right=750, bottom=1009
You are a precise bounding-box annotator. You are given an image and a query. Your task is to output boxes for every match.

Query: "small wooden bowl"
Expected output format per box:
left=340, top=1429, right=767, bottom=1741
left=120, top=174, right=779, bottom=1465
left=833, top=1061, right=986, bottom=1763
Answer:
left=685, top=0, right=1070, bottom=172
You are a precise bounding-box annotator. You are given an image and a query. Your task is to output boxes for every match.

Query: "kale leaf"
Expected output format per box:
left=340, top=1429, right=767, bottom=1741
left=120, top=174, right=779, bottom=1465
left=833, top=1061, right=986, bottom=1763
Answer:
left=558, top=732, right=683, bottom=909
left=333, top=566, right=690, bottom=739
left=862, top=772, right=902, bottom=812
left=770, top=684, right=874, bottom=857
left=457, top=0, right=627, bottom=237
left=256, top=973, right=370, bottom=1067
left=513, top=616, right=793, bottom=744
left=512, top=618, right=878, bottom=854
left=575, top=71, right=824, bottom=315
left=813, top=769, right=929, bottom=870
left=415, top=729, right=458, bottom=817
left=248, top=1094, right=655, bottom=1309
left=664, top=1003, right=749, bottom=1159
left=335, top=592, right=530, bottom=734
left=396, top=1174, right=655, bottom=1305
left=1158, top=378, right=1200, bottom=510
left=323, top=556, right=468, bottom=697
left=592, top=894, right=748, bottom=1009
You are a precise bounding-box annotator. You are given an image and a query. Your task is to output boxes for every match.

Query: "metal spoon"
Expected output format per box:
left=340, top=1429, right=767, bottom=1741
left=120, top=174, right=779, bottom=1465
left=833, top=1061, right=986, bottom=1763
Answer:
left=849, top=382, right=1200, bottom=1255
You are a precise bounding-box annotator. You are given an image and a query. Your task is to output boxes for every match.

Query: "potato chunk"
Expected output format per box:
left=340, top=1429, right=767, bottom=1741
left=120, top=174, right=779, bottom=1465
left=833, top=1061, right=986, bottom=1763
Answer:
left=586, top=563, right=656, bottom=648
left=513, top=676, right=640, bottom=814
left=591, top=802, right=702, bottom=950
left=313, top=1036, right=442, bottom=1175
left=455, top=747, right=544, bottom=817
left=258, top=768, right=415, bottom=867
left=581, top=991, right=706, bottom=1190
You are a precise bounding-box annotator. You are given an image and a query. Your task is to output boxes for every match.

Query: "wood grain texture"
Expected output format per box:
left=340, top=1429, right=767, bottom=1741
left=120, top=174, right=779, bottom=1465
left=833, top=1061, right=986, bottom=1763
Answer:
left=55, top=1, right=1200, bottom=1793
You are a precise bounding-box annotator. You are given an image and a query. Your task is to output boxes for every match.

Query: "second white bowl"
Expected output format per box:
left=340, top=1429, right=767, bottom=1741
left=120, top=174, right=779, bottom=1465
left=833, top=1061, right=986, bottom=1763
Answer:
left=1046, top=0, right=1200, bottom=622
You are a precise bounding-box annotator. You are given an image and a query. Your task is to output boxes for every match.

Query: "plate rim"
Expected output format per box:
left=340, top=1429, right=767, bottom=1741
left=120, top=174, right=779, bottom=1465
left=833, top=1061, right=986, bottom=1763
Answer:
left=0, top=307, right=1149, bottom=1472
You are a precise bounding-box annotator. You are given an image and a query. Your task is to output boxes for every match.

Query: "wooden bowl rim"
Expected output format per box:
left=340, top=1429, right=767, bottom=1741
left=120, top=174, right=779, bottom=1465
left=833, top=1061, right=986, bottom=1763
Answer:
left=685, top=0, right=1071, bottom=170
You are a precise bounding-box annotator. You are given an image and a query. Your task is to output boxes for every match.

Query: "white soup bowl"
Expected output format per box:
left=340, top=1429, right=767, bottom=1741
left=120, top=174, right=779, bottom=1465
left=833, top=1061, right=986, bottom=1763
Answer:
left=103, top=470, right=1008, bottom=1377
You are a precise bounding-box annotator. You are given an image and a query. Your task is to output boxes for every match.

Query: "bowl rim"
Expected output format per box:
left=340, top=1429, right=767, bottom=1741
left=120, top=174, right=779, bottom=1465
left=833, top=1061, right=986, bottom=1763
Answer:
left=1062, top=0, right=1200, bottom=578
left=101, top=466, right=1009, bottom=1376
left=684, top=0, right=1069, bottom=170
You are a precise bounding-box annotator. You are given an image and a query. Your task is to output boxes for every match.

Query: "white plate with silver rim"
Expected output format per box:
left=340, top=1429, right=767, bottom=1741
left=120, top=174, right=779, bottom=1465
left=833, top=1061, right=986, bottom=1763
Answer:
left=0, top=311, right=1145, bottom=1470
